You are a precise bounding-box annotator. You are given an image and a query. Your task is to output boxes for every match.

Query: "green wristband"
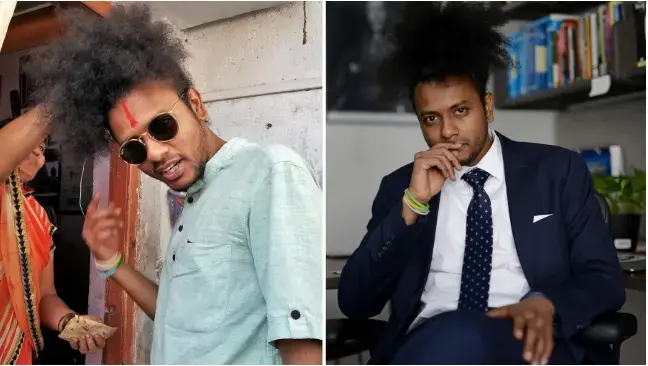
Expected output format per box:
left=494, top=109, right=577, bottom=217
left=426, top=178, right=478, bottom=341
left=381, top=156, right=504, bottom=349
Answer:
left=405, top=188, right=430, bottom=210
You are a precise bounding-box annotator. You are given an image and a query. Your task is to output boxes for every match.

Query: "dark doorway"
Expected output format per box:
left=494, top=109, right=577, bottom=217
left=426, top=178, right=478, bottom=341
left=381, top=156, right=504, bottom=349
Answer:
left=30, top=148, right=94, bottom=365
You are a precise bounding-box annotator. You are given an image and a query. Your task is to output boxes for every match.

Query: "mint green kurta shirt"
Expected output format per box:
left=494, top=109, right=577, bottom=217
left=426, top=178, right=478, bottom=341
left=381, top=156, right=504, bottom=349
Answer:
left=150, top=137, right=323, bottom=364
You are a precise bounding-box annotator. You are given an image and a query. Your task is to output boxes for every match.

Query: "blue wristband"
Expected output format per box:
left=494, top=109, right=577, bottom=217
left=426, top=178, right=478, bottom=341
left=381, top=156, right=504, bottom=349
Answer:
left=98, top=256, right=123, bottom=279
left=98, top=266, right=119, bottom=279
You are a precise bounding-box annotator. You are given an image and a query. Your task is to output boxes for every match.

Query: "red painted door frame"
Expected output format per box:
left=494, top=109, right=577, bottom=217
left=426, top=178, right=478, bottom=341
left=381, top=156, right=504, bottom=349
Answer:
left=85, top=3, right=139, bottom=363
left=102, top=145, right=139, bottom=364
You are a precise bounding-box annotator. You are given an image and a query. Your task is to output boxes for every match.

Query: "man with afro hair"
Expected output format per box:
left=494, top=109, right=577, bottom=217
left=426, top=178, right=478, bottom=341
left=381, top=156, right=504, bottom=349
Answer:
left=24, top=4, right=323, bottom=364
left=338, top=2, right=624, bottom=365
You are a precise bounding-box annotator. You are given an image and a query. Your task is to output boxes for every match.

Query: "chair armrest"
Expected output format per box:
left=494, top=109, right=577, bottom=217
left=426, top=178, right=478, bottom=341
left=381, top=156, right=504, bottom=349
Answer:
left=326, top=318, right=387, bottom=344
left=577, top=312, right=637, bottom=345
left=326, top=319, right=387, bottom=360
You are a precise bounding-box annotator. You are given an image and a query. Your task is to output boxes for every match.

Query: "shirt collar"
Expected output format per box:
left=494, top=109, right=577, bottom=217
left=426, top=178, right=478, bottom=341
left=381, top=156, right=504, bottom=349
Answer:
left=187, top=137, right=246, bottom=195
left=455, top=129, right=504, bottom=182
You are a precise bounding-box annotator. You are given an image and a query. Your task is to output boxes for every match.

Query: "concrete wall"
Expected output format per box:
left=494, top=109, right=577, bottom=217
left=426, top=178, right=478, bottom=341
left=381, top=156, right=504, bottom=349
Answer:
left=132, top=2, right=322, bottom=363
left=132, top=174, right=174, bottom=363
left=189, top=1, right=322, bottom=181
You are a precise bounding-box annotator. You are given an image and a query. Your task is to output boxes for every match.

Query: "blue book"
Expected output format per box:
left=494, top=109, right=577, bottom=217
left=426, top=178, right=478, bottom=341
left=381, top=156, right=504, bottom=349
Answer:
left=519, top=26, right=531, bottom=96
left=545, top=20, right=564, bottom=89
left=580, top=147, right=612, bottom=176
left=532, top=15, right=579, bottom=90
left=529, top=20, right=547, bottom=92
left=614, top=3, right=621, bottom=22
left=507, top=33, right=524, bottom=99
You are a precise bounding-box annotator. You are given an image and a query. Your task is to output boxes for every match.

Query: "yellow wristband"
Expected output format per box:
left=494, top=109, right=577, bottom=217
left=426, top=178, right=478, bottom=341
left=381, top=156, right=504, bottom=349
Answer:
left=404, top=189, right=430, bottom=210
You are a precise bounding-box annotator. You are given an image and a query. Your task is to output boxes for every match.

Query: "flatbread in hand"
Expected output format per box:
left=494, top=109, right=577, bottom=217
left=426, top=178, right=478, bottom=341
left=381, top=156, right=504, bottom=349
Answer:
left=58, top=315, right=117, bottom=342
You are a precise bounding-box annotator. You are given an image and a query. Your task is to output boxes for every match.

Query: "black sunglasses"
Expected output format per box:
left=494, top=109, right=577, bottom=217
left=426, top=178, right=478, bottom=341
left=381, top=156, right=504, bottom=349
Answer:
left=119, top=95, right=184, bottom=165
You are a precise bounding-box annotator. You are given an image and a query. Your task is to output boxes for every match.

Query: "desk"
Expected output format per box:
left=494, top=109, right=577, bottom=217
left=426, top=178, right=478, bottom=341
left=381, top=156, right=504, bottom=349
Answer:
left=327, top=258, right=346, bottom=290
left=327, top=258, right=645, bottom=291
left=624, top=271, right=646, bottom=291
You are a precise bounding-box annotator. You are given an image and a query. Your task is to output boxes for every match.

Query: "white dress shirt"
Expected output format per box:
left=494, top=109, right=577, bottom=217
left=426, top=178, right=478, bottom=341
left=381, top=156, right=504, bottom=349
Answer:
left=409, top=131, right=530, bottom=331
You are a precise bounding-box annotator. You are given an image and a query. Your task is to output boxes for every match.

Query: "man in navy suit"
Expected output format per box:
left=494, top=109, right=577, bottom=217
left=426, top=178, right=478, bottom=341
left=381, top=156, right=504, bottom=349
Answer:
left=338, top=3, right=625, bottom=365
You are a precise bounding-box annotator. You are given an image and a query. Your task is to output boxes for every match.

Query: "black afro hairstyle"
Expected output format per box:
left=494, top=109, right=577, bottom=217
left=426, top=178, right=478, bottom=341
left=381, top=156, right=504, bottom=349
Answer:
left=379, top=1, right=511, bottom=109
left=24, top=4, right=193, bottom=157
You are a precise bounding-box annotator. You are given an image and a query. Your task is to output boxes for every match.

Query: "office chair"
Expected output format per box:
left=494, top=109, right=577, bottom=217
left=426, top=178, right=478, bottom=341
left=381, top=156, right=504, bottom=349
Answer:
left=576, top=192, right=638, bottom=363
left=326, top=192, right=638, bottom=364
left=326, top=317, right=386, bottom=363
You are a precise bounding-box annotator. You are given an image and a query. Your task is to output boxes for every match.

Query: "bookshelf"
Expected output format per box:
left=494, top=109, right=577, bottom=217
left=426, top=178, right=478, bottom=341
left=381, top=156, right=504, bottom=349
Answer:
left=493, top=1, right=646, bottom=110
left=494, top=74, right=644, bottom=110
left=500, top=2, right=607, bottom=21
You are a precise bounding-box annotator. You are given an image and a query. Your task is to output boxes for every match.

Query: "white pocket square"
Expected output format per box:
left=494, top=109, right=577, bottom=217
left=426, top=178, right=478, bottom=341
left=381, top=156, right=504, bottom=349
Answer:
left=533, top=214, right=553, bottom=223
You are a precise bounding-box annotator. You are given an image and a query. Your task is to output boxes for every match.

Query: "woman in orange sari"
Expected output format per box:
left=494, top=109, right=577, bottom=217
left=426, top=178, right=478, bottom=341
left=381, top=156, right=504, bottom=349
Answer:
left=0, top=113, right=108, bottom=364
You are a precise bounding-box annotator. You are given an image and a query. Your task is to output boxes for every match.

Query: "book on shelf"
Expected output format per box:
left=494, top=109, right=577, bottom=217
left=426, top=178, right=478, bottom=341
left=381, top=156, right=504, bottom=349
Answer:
left=634, top=1, right=645, bottom=66
left=507, top=33, right=524, bottom=99
left=578, top=145, right=624, bottom=177
left=505, top=1, right=641, bottom=100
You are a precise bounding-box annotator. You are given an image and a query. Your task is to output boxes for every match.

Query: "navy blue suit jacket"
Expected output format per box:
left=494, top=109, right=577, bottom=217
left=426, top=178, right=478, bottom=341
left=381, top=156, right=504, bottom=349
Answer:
left=338, top=133, right=625, bottom=364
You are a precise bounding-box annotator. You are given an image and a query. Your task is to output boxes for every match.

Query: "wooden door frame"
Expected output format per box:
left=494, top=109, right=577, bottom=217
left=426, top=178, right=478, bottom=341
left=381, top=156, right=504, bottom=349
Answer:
left=62, top=3, right=139, bottom=363
left=83, top=5, right=140, bottom=364
left=102, top=146, right=139, bottom=364
left=1, top=2, right=112, bottom=53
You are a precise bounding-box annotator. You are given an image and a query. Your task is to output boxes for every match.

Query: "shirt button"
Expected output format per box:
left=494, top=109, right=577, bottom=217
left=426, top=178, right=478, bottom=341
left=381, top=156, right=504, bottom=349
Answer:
left=187, top=197, right=194, bottom=204
left=290, top=310, right=301, bottom=320
left=172, top=254, right=176, bottom=261
left=179, top=225, right=183, bottom=232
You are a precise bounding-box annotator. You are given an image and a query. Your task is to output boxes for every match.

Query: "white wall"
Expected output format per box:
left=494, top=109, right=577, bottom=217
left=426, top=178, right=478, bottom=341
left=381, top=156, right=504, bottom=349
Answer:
left=557, top=98, right=646, bottom=173
left=132, top=2, right=322, bottom=363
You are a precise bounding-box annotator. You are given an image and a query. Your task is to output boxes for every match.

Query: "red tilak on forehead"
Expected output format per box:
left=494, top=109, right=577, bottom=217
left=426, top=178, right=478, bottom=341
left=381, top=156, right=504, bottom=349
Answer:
left=120, top=100, right=138, bottom=128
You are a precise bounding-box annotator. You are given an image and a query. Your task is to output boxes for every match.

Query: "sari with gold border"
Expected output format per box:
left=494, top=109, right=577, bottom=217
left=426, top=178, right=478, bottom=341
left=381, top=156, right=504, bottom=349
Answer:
left=0, top=171, right=56, bottom=364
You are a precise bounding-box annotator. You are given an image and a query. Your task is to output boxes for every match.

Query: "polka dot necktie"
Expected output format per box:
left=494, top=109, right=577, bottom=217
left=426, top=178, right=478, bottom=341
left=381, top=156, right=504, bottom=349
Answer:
left=458, top=167, right=493, bottom=312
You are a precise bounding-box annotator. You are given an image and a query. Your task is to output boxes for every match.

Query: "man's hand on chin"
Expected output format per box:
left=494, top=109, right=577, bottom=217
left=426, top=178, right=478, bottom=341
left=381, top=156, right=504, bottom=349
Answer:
left=487, top=294, right=555, bottom=365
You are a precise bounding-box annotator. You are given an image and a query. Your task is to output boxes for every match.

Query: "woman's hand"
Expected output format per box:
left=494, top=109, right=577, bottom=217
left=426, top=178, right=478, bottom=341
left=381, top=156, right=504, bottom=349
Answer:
left=67, top=315, right=108, bottom=354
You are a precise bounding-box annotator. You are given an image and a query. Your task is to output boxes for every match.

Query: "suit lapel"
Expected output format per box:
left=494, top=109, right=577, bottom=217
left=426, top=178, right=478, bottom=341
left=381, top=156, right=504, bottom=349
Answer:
left=498, top=133, right=538, bottom=289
